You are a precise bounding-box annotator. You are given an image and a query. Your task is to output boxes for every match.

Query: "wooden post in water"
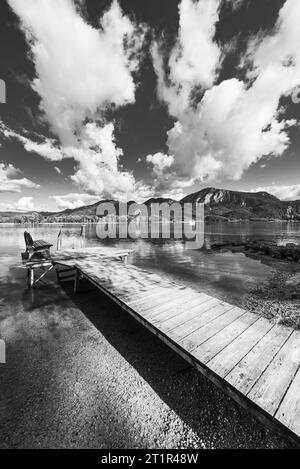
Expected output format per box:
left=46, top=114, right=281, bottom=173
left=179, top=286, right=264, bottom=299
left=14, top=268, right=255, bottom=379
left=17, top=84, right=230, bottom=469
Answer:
left=27, top=267, right=34, bottom=288
left=57, top=229, right=62, bottom=251
left=80, top=225, right=85, bottom=248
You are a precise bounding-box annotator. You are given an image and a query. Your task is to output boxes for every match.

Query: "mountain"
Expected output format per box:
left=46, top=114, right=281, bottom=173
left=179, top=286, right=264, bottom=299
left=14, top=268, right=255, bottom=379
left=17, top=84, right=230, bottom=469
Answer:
left=1, top=188, right=300, bottom=222
left=145, top=197, right=176, bottom=206
left=181, top=187, right=297, bottom=221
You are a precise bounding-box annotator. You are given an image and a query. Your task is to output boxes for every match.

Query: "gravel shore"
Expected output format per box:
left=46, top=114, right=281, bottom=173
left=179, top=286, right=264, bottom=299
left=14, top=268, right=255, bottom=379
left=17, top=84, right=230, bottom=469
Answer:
left=0, top=267, right=295, bottom=449
left=243, top=269, right=300, bottom=329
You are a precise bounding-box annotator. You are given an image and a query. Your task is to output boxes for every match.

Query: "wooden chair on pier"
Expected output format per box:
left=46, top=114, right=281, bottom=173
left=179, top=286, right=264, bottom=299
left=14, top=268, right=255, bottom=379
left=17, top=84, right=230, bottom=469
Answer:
left=22, top=231, right=54, bottom=288
left=23, top=231, right=53, bottom=262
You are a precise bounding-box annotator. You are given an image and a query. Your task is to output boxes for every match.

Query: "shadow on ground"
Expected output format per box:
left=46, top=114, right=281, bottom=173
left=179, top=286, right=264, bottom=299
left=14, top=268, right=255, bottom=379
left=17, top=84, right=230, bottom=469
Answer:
left=62, top=277, right=294, bottom=449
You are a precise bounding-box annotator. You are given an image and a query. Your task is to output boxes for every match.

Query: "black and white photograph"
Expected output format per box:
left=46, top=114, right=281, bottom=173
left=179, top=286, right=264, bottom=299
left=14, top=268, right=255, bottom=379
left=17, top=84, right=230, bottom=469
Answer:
left=0, top=0, right=300, bottom=454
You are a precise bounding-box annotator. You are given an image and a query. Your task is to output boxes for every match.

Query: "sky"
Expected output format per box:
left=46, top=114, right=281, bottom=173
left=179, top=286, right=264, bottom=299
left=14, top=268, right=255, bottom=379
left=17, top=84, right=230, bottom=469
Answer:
left=0, top=0, right=300, bottom=212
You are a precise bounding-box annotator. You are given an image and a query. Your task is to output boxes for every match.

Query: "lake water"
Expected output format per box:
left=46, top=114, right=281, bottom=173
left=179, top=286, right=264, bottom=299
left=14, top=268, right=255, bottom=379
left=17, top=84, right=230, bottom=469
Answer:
left=0, top=221, right=300, bottom=306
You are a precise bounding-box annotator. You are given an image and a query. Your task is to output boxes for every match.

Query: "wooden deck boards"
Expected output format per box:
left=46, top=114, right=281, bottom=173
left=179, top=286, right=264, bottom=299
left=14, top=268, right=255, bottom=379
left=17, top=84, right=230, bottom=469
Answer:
left=52, top=248, right=300, bottom=445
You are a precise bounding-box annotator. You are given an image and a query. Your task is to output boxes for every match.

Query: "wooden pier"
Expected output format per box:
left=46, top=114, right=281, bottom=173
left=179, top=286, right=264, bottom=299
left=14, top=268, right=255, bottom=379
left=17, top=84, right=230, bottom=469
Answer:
left=50, top=248, right=300, bottom=446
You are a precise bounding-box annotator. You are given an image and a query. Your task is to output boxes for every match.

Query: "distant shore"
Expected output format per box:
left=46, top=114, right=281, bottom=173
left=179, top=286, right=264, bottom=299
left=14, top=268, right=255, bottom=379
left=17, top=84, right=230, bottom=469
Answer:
left=1, top=219, right=300, bottom=226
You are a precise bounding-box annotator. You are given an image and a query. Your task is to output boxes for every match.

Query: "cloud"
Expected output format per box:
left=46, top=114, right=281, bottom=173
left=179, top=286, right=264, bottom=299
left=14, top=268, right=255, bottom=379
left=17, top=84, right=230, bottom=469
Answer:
left=1, top=121, right=139, bottom=196
left=22, top=137, right=63, bottom=161
left=49, top=193, right=101, bottom=211
left=49, top=182, right=154, bottom=211
left=145, top=151, right=194, bottom=197
left=225, top=0, right=244, bottom=11
left=0, top=197, right=35, bottom=212
left=8, top=0, right=145, bottom=198
left=67, top=122, right=137, bottom=196
left=0, top=162, right=40, bottom=192
left=150, top=0, right=300, bottom=191
left=152, top=0, right=221, bottom=117
left=16, top=197, right=35, bottom=211
left=1, top=122, right=152, bottom=201
left=8, top=0, right=143, bottom=145
left=146, top=152, right=174, bottom=177
left=253, top=184, right=300, bottom=201
left=0, top=122, right=63, bottom=160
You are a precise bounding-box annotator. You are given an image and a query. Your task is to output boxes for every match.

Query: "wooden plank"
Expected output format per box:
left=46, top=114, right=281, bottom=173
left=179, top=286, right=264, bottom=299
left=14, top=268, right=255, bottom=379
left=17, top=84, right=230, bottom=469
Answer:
left=163, top=299, right=231, bottom=340
left=226, top=325, right=293, bottom=395
left=178, top=306, right=245, bottom=353
left=128, top=288, right=192, bottom=314
left=51, top=247, right=132, bottom=262
left=193, top=312, right=259, bottom=364
left=154, top=294, right=219, bottom=331
left=74, top=262, right=160, bottom=297
left=120, top=276, right=166, bottom=289
left=83, top=266, right=166, bottom=295
left=87, top=275, right=152, bottom=298
left=122, top=285, right=172, bottom=300
left=124, top=286, right=181, bottom=306
left=141, top=293, right=206, bottom=325
left=276, top=365, right=300, bottom=436
left=117, top=283, right=164, bottom=300
left=248, top=330, right=300, bottom=416
left=141, top=290, right=203, bottom=321
left=151, top=293, right=213, bottom=326
left=207, top=317, right=274, bottom=378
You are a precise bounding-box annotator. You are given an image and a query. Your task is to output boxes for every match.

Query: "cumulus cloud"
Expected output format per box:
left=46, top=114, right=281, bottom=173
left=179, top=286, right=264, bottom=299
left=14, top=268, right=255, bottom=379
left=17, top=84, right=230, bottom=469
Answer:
left=8, top=0, right=142, bottom=144
left=225, top=0, right=244, bottom=11
left=1, top=122, right=63, bottom=161
left=0, top=197, right=35, bottom=212
left=8, top=0, right=146, bottom=199
left=253, top=184, right=300, bottom=201
left=146, top=152, right=174, bottom=177
left=49, top=183, right=153, bottom=210
left=146, top=151, right=194, bottom=197
left=0, top=162, right=40, bottom=192
left=16, top=196, right=35, bottom=211
left=49, top=193, right=101, bottom=211
left=152, top=0, right=221, bottom=117
left=150, top=0, right=300, bottom=192
left=66, top=122, right=137, bottom=196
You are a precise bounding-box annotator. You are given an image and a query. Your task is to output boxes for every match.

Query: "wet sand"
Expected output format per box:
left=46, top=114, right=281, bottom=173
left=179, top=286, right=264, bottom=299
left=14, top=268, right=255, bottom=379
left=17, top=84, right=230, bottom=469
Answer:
left=0, top=265, right=295, bottom=449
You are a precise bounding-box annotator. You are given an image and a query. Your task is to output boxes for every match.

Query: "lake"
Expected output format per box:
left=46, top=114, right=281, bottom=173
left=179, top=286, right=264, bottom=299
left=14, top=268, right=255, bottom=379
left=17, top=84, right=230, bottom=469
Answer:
left=0, top=221, right=300, bottom=305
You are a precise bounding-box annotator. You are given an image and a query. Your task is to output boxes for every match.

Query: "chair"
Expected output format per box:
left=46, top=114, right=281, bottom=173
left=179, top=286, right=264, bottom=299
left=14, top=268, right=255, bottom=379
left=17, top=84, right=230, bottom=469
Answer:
left=23, top=231, right=53, bottom=261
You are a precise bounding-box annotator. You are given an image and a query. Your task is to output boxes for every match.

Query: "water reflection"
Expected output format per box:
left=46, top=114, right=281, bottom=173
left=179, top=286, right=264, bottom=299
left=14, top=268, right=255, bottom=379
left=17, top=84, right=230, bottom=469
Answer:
left=0, top=222, right=300, bottom=306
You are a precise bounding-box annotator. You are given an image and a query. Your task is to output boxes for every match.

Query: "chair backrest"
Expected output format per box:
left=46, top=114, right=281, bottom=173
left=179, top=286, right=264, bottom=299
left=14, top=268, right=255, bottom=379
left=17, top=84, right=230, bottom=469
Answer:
left=24, top=231, right=34, bottom=248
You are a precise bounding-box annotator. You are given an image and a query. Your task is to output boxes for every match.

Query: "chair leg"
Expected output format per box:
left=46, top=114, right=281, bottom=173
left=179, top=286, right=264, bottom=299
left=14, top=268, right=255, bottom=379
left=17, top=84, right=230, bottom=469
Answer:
left=27, top=268, right=34, bottom=288
left=56, top=267, right=61, bottom=284
left=74, top=269, right=79, bottom=294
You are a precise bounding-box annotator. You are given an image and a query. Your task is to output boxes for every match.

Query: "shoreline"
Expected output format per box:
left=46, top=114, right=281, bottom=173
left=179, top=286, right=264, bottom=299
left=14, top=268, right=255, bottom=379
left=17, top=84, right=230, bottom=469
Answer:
left=1, top=219, right=300, bottom=226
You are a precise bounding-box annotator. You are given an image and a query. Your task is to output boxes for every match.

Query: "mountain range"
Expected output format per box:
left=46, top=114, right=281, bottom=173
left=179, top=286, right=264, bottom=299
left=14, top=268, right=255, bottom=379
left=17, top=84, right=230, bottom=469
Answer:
left=1, top=188, right=300, bottom=222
